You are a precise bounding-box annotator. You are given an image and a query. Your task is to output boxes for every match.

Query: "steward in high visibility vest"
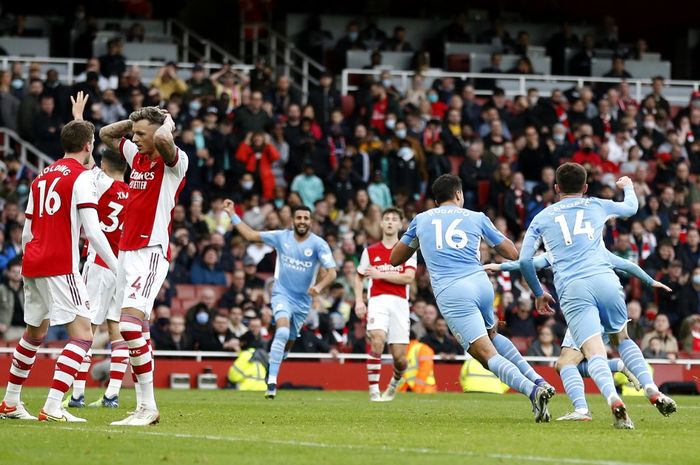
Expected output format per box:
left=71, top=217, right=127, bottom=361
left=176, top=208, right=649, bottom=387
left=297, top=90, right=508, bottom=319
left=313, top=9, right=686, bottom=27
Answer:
left=614, top=362, right=653, bottom=397
left=228, top=348, right=268, bottom=391
left=398, top=339, right=437, bottom=393
left=460, top=355, right=510, bottom=394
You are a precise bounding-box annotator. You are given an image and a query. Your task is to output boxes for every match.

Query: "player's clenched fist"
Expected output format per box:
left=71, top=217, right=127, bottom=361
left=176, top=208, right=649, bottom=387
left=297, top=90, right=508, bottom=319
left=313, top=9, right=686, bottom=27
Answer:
left=222, top=199, right=236, bottom=217
left=615, top=176, right=633, bottom=189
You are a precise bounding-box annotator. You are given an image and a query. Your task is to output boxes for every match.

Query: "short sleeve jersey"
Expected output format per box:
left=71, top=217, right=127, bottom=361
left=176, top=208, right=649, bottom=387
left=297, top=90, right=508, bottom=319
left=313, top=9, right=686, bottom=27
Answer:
left=260, top=229, right=335, bottom=304
left=118, top=138, right=188, bottom=259
left=400, top=207, right=505, bottom=298
left=23, top=158, right=98, bottom=277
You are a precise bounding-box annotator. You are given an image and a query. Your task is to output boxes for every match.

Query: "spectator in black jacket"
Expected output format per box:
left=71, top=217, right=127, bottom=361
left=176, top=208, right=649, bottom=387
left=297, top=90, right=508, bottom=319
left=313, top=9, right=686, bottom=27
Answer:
left=198, top=314, right=240, bottom=351
left=569, top=34, right=595, bottom=77
left=234, top=90, right=273, bottom=135
left=99, top=38, right=126, bottom=79
left=459, top=140, right=495, bottom=208
left=266, top=75, right=301, bottom=116
left=517, top=126, right=553, bottom=190
left=307, top=72, right=341, bottom=128
left=34, top=95, right=63, bottom=159
left=155, top=315, right=193, bottom=351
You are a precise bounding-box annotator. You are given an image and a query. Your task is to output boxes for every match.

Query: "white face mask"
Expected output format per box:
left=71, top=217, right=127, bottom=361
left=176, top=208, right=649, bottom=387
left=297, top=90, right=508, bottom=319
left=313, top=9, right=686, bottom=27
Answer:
left=395, top=129, right=407, bottom=139
left=398, top=147, right=414, bottom=161
left=241, top=181, right=254, bottom=190
left=385, top=119, right=396, bottom=130
left=644, top=121, right=655, bottom=130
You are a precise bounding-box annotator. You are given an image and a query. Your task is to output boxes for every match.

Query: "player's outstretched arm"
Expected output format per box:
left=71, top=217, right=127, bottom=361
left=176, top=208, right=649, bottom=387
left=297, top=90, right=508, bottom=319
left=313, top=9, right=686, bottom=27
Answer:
left=488, top=254, right=550, bottom=273
left=80, top=208, right=118, bottom=272
left=606, top=251, right=671, bottom=291
left=604, top=176, right=639, bottom=218
left=390, top=242, right=415, bottom=267
left=154, top=112, right=177, bottom=165
left=223, top=199, right=262, bottom=242
left=99, top=119, right=133, bottom=152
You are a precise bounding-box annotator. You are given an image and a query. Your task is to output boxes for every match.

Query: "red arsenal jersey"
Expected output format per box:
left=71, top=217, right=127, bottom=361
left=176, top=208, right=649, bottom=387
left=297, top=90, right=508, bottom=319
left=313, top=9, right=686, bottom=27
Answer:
left=88, top=167, right=129, bottom=268
left=357, top=242, right=417, bottom=299
left=118, top=138, right=188, bottom=259
left=23, top=158, right=98, bottom=277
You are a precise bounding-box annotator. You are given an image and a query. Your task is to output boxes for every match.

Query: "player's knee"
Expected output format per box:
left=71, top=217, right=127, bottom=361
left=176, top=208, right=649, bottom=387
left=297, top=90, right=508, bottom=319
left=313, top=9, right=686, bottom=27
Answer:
left=275, top=326, right=290, bottom=343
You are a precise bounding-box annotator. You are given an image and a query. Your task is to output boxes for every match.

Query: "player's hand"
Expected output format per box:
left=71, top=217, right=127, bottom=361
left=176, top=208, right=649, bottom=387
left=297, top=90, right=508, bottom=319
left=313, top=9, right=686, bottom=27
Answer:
left=364, top=267, right=381, bottom=279
left=483, top=263, right=501, bottom=274
left=70, top=91, right=89, bottom=121
left=222, top=199, right=236, bottom=217
left=535, top=292, right=556, bottom=315
left=652, top=280, right=673, bottom=293
left=355, top=301, right=367, bottom=319
left=308, top=285, right=322, bottom=297
left=159, top=111, right=175, bottom=132
left=616, top=176, right=633, bottom=189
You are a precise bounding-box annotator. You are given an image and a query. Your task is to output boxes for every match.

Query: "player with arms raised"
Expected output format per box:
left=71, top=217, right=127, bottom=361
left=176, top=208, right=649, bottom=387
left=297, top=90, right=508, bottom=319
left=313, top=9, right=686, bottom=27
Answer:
left=354, top=207, right=415, bottom=401
left=390, top=174, right=553, bottom=422
left=100, top=106, right=188, bottom=426
left=62, top=92, right=131, bottom=409
left=222, top=201, right=337, bottom=399
left=0, top=116, right=117, bottom=422
left=519, top=163, right=676, bottom=429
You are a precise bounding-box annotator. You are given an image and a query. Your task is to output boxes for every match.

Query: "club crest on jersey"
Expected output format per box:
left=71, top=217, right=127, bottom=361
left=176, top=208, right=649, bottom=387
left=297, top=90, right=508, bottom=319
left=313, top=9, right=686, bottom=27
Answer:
left=303, top=248, right=313, bottom=257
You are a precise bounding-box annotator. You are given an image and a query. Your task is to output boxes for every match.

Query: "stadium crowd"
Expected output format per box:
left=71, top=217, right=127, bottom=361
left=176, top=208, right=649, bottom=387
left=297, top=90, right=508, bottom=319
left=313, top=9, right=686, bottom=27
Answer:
left=0, top=14, right=699, bottom=362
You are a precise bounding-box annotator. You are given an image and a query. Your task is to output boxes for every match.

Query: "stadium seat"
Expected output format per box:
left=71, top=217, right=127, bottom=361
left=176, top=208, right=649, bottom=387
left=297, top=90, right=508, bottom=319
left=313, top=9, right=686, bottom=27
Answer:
left=341, top=95, right=355, bottom=118
left=447, top=155, right=462, bottom=174
left=477, top=180, right=491, bottom=209
left=176, top=284, right=197, bottom=299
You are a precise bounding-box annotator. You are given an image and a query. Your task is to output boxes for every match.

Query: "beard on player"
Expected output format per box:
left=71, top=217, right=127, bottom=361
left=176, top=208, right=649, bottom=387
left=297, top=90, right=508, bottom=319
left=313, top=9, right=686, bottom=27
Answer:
left=293, top=219, right=310, bottom=237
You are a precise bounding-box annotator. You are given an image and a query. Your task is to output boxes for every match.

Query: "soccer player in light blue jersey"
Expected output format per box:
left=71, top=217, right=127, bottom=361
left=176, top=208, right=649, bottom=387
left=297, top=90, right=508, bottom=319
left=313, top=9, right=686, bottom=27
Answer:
left=390, top=174, right=554, bottom=423
left=223, top=200, right=337, bottom=399
left=519, top=163, right=677, bottom=429
left=487, top=250, right=672, bottom=421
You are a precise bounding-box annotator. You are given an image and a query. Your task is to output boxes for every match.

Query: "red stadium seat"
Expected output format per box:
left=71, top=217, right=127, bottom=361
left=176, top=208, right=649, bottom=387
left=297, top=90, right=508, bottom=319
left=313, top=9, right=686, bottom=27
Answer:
left=446, top=54, right=470, bottom=72
left=341, top=95, right=355, bottom=118
left=510, top=336, right=533, bottom=355
left=176, top=284, right=197, bottom=299
left=447, top=155, right=462, bottom=175
left=477, top=180, right=491, bottom=209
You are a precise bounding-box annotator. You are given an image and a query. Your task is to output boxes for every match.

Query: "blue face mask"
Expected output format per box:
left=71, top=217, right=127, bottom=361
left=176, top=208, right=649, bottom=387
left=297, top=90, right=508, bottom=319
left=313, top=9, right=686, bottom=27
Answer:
left=16, top=184, right=28, bottom=196
left=395, top=129, right=407, bottom=139
left=189, top=101, right=201, bottom=112
left=428, top=94, right=438, bottom=103
left=196, top=311, right=209, bottom=325
left=348, top=31, right=359, bottom=42
left=274, top=198, right=284, bottom=209
left=11, top=79, right=23, bottom=89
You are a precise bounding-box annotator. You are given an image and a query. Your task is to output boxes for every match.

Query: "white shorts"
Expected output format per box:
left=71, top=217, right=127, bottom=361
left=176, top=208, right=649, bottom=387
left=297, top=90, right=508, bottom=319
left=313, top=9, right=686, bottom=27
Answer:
left=23, top=274, right=91, bottom=327
left=115, top=246, right=169, bottom=319
left=367, top=294, right=410, bottom=345
left=82, top=260, right=119, bottom=325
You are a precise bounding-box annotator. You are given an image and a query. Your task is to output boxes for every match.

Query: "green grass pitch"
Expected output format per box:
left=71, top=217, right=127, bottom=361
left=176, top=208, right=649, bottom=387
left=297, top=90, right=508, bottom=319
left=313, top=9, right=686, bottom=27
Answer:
left=1, top=388, right=698, bottom=465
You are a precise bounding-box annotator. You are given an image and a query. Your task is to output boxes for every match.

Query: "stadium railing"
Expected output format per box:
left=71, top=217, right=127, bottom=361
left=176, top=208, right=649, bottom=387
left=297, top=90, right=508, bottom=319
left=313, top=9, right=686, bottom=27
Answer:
left=1, top=347, right=698, bottom=367
left=0, top=128, right=55, bottom=173
left=0, top=55, right=254, bottom=86
left=341, top=68, right=700, bottom=105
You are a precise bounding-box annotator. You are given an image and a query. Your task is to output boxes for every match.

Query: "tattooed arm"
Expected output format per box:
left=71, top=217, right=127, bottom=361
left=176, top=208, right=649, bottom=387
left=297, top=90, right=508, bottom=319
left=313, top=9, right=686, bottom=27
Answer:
left=154, top=113, right=177, bottom=165
left=99, top=120, right=133, bottom=152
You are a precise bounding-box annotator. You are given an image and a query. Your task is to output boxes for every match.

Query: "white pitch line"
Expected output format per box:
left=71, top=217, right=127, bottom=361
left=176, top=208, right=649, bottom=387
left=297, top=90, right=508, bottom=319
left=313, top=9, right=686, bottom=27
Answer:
left=13, top=423, right=659, bottom=465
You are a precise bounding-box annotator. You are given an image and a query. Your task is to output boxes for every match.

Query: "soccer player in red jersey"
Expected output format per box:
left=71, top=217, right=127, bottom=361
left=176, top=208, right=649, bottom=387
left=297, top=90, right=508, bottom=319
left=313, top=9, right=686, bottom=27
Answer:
left=100, top=106, right=188, bottom=426
left=62, top=92, right=131, bottom=410
left=0, top=115, right=117, bottom=422
left=354, top=208, right=416, bottom=401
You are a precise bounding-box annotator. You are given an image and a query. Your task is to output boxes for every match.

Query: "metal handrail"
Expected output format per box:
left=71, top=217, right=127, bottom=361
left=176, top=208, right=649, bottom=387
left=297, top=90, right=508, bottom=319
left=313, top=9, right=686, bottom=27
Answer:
left=2, top=347, right=698, bottom=368
left=0, top=128, right=54, bottom=173
left=341, top=68, right=700, bottom=104
left=0, top=55, right=254, bottom=86
left=167, top=19, right=245, bottom=65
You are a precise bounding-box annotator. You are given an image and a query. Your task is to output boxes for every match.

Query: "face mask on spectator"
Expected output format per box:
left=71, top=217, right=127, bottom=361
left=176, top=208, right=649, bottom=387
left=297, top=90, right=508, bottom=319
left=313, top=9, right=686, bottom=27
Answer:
left=17, top=184, right=28, bottom=196
left=428, top=94, right=438, bottom=103
left=553, top=133, right=565, bottom=144
left=382, top=79, right=392, bottom=88
left=196, top=311, right=209, bottom=325
left=693, top=275, right=700, bottom=286
left=349, top=31, right=359, bottom=42
left=395, top=129, right=407, bottom=139
left=190, top=101, right=201, bottom=112
left=398, top=147, right=414, bottom=161
left=274, top=198, right=284, bottom=209
left=193, top=126, right=204, bottom=134
left=11, top=79, right=22, bottom=89
left=242, top=181, right=254, bottom=190
left=644, top=121, right=655, bottom=130
left=385, top=118, right=396, bottom=130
